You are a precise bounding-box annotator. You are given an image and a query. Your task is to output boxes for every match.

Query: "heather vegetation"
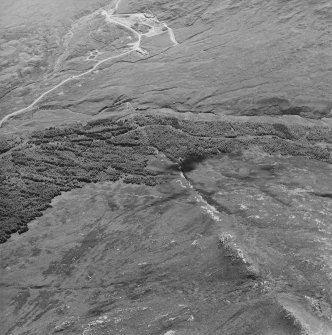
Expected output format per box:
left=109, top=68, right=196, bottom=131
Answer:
left=0, top=115, right=331, bottom=243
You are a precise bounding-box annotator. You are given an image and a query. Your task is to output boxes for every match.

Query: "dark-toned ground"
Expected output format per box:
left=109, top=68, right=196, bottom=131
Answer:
left=1, top=142, right=332, bottom=334
left=1, top=113, right=331, bottom=243
left=1, top=0, right=332, bottom=334
left=1, top=112, right=332, bottom=334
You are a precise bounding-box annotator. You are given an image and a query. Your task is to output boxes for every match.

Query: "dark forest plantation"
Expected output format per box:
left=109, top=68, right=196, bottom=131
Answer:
left=0, top=0, right=331, bottom=334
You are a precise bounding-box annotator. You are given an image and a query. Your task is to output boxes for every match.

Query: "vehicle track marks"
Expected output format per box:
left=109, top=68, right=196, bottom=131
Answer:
left=0, top=0, right=179, bottom=128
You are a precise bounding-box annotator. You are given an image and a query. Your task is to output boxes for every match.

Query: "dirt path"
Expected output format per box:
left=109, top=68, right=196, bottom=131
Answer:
left=0, top=0, right=179, bottom=128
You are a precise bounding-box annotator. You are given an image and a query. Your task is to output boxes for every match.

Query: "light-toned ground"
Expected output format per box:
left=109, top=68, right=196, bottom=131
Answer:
left=1, top=0, right=332, bottom=334
left=0, top=0, right=178, bottom=127
left=1, top=153, right=332, bottom=334
left=1, top=0, right=331, bottom=130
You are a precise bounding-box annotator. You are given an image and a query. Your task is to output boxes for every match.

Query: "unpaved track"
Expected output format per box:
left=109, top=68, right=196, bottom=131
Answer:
left=0, top=0, right=178, bottom=128
left=0, top=50, right=133, bottom=128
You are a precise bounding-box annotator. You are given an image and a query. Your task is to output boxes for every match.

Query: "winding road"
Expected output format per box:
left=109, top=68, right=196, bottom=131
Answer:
left=0, top=0, right=179, bottom=128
